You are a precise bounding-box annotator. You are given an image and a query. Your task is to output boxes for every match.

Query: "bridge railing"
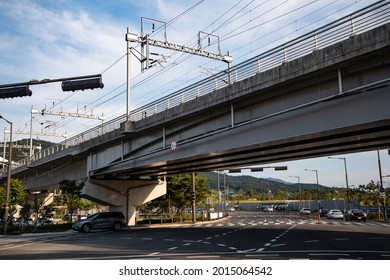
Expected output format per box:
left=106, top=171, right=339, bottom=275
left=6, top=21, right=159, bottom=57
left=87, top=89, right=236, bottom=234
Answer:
left=13, top=1, right=390, bottom=169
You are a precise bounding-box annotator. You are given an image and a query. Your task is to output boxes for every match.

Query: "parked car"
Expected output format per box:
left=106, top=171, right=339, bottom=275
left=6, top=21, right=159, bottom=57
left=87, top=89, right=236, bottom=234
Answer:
left=319, top=209, right=329, bottom=217
left=72, top=211, right=126, bottom=233
left=327, top=209, right=344, bottom=219
left=299, top=208, right=311, bottom=214
left=263, top=206, right=274, bottom=212
left=345, top=209, right=367, bottom=222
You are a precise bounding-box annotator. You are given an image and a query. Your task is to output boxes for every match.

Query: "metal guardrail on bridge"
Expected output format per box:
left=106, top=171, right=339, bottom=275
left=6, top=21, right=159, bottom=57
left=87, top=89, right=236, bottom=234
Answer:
left=13, top=1, right=390, bottom=169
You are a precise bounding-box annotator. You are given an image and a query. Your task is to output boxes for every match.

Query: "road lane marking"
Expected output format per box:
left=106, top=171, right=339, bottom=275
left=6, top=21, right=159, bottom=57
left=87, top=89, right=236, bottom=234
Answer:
left=309, top=253, right=349, bottom=256
left=270, top=243, right=286, bottom=247
left=168, top=247, right=178, bottom=250
left=187, top=255, right=220, bottom=259
left=238, top=249, right=256, bottom=253
left=304, top=240, right=320, bottom=243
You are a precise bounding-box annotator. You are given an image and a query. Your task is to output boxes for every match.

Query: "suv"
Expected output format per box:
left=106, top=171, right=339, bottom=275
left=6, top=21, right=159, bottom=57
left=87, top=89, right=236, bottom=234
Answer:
left=72, top=212, right=126, bottom=233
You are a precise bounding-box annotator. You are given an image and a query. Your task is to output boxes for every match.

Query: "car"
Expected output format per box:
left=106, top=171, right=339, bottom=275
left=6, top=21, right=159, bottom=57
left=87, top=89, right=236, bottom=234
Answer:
left=345, top=209, right=367, bottom=222
left=263, top=206, right=274, bottom=212
left=327, top=209, right=344, bottom=219
left=299, top=208, right=311, bottom=214
left=72, top=211, right=126, bottom=233
left=319, top=209, right=329, bottom=217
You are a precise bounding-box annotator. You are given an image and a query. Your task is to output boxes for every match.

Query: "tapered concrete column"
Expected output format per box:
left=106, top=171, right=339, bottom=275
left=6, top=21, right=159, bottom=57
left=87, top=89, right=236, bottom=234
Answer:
left=83, top=178, right=166, bottom=226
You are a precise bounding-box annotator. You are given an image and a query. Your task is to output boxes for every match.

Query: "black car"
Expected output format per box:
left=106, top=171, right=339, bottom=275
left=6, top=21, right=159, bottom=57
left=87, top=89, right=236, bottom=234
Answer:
left=319, top=209, right=329, bottom=217
left=72, top=211, right=126, bottom=233
left=345, top=209, right=367, bottom=222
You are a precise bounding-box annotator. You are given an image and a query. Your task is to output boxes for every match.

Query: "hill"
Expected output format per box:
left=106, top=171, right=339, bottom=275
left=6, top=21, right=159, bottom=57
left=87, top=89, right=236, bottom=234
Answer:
left=3, top=138, right=55, bottom=162
left=200, top=172, right=329, bottom=194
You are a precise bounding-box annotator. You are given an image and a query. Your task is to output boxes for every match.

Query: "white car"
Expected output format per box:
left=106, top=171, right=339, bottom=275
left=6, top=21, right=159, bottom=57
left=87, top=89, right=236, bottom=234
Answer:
left=327, top=209, right=344, bottom=219
left=299, top=208, right=311, bottom=214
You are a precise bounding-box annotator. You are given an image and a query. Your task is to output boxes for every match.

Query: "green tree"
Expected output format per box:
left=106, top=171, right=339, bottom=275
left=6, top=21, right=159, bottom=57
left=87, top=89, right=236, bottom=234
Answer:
left=1, top=178, right=27, bottom=220
left=359, top=180, right=381, bottom=206
left=140, top=173, right=210, bottom=222
left=167, top=173, right=209, bottom=219
left=274, top=190, right=289, bottom=200
left=59, top=179, right=84, bottom=221
left=0, top=178, right=27, bottom=206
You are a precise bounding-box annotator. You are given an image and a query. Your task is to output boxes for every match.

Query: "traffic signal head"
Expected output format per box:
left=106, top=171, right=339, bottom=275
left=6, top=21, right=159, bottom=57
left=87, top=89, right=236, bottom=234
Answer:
left=0, top=86, right=32, bottom=99
left=250, top=168, right=264, bottom=172
left=11, top=192, right=17, bottom=204
left=61, top=76, right=104, bottom=92
left=274, top=166, right=288, bottom=171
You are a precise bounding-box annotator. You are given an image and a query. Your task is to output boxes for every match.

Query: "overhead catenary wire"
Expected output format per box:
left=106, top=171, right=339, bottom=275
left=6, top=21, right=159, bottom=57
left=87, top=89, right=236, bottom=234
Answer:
left=22, top=0, right=374, bottom=140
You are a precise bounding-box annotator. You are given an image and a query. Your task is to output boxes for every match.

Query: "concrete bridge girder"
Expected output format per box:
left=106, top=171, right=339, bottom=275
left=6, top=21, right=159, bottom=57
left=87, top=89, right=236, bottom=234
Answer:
left=83, top=178, right=166, bottom=226
left=22, top=159, right=87, bottom=190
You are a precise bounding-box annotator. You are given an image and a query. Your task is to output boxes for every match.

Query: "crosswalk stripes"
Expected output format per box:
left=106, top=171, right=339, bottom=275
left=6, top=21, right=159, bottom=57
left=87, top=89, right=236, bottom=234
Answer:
left=183, top=219, right=390, bottom=228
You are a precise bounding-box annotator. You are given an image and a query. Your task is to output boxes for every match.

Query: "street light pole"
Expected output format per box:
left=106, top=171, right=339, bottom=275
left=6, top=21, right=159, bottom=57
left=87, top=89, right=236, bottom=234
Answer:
left=126, top=27, right=133, bottom=122
left=29, top=107, right=39, bottom=157
left=0, top=115, right=12, bottom=234
left=289, top=176, right=301, bottom=208
left=328, top=157, right=350, bottom=210
left=377, top=150, right=387, bottom=220
left=305, top=169, right=320, bottom=210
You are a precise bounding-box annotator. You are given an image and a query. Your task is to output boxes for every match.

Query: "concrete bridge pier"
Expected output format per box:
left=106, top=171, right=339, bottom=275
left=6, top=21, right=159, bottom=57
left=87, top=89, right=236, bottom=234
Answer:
left=82, top=178, right=166, bottom=226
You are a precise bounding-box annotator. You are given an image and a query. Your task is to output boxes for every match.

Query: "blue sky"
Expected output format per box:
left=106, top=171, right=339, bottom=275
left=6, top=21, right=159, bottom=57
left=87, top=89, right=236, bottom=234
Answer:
left=0, top=0, right=389, bottom=188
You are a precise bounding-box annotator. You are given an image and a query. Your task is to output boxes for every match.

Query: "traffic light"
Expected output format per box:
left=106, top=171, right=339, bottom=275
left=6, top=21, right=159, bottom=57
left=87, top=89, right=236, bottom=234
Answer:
left=0, top=86, right=32, bottom=99
left=10, top=192, right=17, bottom=204
left=229, top=169, right=241, bottom=173
left=274, top=166, right=288, bottom=171
left=251, top=168, right=264, bottom=172
left=61, top=76, right=104, bottom=92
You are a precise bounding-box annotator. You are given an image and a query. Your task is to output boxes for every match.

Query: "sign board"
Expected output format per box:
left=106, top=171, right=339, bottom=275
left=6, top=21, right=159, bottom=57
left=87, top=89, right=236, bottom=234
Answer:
left=170, top=140, right=177, bottom=151
left=380, top=192, right=386, bottom=198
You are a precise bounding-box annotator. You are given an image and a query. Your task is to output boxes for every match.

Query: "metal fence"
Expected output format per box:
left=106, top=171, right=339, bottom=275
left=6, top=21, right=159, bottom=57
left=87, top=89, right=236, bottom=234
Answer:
left=13, top=1, right=390, bottom=168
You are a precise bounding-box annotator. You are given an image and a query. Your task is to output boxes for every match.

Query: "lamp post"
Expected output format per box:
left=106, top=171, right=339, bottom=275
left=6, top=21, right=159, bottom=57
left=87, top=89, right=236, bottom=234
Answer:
left=305, top=169, right=320, bottom=210
left=377, top=150, right=387, bottom=220
left=0, top=115, right=12, bottom=234
left=328, top=156, right=350, bottom=210
left=30, top=107, right=39, bottom=157
left=289, top=176, right=301, bottom=208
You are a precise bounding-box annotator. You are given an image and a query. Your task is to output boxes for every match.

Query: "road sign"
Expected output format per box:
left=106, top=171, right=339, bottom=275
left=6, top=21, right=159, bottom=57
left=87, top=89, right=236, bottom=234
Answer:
left=380, top=192, right=386, bottom=198
left=170, top=140, right=177, bottom=151
left=380, top=187, right=385, bottom=193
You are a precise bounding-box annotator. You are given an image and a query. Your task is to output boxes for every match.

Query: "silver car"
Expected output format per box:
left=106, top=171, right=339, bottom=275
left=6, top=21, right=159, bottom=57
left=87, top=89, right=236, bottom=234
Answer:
left=327, top=209, right=344, bottom=220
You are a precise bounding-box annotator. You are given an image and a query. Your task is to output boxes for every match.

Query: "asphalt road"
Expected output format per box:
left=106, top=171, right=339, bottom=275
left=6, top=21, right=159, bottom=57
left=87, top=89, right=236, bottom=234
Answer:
left=1, top=211, right=389, bottom=260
